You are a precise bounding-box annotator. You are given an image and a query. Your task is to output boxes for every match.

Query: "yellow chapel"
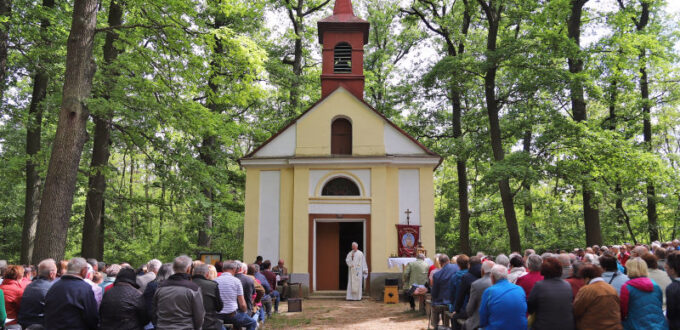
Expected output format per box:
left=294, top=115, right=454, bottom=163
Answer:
left=239, top=0, right=441, bottom=297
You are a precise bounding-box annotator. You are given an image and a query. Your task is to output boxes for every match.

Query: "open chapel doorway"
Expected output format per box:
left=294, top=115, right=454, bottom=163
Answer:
left=311, top=216, right=369, bottom=291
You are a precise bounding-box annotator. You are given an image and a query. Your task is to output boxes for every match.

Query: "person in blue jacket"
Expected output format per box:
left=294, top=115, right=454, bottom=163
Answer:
left=1, top=288, right=6, bottom=326
left=620, top=258, right=667, bottom=330
left=479, top=264, right=527, bottom=330
left=430, top=254, right=459, bottom=328
left=449, top=254, right=469, bottom=312
left=431, top=254, right=459, bottom=306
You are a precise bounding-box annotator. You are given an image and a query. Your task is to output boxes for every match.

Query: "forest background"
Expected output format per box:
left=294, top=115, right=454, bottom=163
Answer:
left=1, top=0, right=680, bottom=266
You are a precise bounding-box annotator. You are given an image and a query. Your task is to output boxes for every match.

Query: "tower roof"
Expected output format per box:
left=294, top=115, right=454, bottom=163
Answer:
left=334, top=0, right=354, bottom=15
left=318, top=0, right=369, bottom=44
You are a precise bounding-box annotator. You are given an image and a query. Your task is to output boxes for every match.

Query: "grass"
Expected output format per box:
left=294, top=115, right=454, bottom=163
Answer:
left=266, top=313, right=313, bottom=328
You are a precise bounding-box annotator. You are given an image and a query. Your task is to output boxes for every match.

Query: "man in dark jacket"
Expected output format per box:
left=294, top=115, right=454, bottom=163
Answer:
left=153, top=256, right=205, bottom=330
left=192, top=264, right=224, bottom=330
left=431, top=254, right=459, bottom=305
left=261, top=260, right=280, bottom=314
left=452, top=256, right=482, bottom=329
left=665, top=251, right=680, bottom=330
left=430, top=254, right=459, bottom=328
left=44, top=257, right=99, bottom=330
left=234, top=262, right=256, bottom=316
left=18, top=258, right=57, bottom=328
left=99, top=268, right=149, bottom=330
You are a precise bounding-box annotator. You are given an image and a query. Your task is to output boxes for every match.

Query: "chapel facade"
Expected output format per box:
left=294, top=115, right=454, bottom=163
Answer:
left=239, top=0, right=441, bottom=297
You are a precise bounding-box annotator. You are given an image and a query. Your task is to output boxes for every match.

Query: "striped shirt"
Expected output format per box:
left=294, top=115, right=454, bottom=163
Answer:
left=214, top=272, right=243, bottom=314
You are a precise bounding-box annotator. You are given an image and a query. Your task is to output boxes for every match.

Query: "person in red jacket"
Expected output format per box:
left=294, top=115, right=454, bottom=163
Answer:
left=619, top=244, right=631, bottom=266
left=516, top=254, right=543, bottom=298
left=0, top=265, right=26, bottom=326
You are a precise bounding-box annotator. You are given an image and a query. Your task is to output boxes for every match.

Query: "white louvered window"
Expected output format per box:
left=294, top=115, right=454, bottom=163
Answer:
left=334, top=43, right=352, bottom=73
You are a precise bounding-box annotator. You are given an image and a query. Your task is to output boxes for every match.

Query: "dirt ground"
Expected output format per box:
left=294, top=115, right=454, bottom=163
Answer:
left=265, top=299, right=430, bottom=329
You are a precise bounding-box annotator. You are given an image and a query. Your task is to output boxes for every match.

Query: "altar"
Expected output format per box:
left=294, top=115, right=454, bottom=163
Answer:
left=387, top=257, right=434, bottom=271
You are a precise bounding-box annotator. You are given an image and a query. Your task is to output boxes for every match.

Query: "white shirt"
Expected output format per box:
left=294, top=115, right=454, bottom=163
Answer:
left=214, top=272, right=243, bottom=314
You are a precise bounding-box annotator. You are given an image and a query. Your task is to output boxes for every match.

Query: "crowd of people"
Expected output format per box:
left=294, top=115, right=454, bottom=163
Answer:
left=405, top=240, right=680, bottom=330
left=0, top=255, right=291, bottom=330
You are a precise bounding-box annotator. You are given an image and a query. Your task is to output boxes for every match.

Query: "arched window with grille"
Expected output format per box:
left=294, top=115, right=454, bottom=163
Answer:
left=334, top=42, right=352, bottom=73
left=331, top=118, right=352, bottom=155
left=322, top=177, right=360, bottom=196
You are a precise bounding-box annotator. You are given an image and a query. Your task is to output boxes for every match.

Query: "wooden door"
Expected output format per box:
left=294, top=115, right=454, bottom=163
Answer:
left=316, top=222, right=340, bottom=290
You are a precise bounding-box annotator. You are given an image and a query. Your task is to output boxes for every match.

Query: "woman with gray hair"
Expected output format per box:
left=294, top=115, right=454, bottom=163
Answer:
left=516, top=254, right=544, bottom=298
left=495, top=254, right=510, bottom=268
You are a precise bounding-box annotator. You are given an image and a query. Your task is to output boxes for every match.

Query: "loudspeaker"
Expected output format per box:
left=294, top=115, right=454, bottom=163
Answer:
left=385, top=278, right=399, bottom=286
left=287, top=298, right=302, bottom=312
left=384, top=285, right=399, bottom=304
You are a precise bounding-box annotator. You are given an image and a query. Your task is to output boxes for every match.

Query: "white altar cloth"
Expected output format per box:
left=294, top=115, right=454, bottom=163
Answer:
left=387, top=257, right=434, bottom=271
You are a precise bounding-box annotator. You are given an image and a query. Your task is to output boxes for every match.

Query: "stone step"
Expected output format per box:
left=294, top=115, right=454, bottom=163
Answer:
left=308, top=290, right=372, bottom=300
left=309, top=290, right=346, bottom=299
left=308, top=295, right=346, bottom=300
left=312, top=290, right=346, bottom=295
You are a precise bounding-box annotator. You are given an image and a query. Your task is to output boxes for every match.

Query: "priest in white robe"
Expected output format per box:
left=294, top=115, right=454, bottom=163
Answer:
left=345, top=242, right=368, bottom=300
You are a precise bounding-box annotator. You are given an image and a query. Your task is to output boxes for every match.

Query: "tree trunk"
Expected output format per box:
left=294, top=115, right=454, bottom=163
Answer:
left=21, top=72, right=48, bottom=264
left=82, top=117, right=110, bottom=260
left=0, top=0, right=10, bottom=100
left=582, top=188, right=602, bottom=245
left=158, top=183, right=165, bottom=247
left=567, top=0, right=601, bottom=246
left=640, top=57, right=657, bottom=241
left=607, top=77, right=636, bottom=243
left=286, top=3, right=305, bottom=113
left=673, top=194, right=679, bottom=240
left=615, top=184, right=637, bottom=244
left=32, top=0, right=98, bottom=262
left=478, top=1, right=521, bottom=252
left=21, top=0, right=55, bottom=263
left=453, top=91, right=470, bottom=255
left=197, top=9, right=229, bottom=248
left=453, top=1, right=472, bottom=256
left=635, top=1, right=656, bottom=242
left=82, top=0, right=122, bottom=260
left=282, top=0, right=331, bottom=113
left=290, top=28, right=302, bottom=111
left=198, top=136, right=215, bottom=247
left=523, top=130, right=533, bottom=218
left=129, top=156, right=135, bottom=238
left=408, top=0, right=472, bottom=255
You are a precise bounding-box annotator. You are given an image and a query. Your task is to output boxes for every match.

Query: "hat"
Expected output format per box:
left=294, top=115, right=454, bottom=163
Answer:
left=114, top=268, right=140, bottom=289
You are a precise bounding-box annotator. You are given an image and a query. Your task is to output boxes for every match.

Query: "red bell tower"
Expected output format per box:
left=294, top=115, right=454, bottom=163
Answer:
left=317, top=0, right=370, bottom=100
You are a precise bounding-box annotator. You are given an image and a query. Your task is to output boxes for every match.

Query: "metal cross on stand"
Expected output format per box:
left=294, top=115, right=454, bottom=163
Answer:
left=405, top=209, right=412, bottom=225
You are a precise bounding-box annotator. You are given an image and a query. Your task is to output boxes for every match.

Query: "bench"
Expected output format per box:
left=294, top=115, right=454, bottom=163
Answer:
left=413, top=292, right=427, bottom=315
left=428, top=304, right=451, bottom=330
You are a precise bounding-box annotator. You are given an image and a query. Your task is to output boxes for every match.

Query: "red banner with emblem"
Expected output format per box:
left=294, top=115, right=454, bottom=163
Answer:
left=396, top=224, right=420, bottom=257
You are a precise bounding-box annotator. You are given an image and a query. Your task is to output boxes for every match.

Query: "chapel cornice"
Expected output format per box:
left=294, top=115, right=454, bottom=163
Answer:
left=239, top=155, right=441, bottom=168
